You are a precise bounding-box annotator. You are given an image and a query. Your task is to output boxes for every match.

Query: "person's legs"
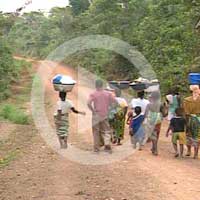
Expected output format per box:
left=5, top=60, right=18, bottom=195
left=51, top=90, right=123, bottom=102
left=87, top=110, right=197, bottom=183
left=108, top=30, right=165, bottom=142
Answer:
left=63, top=136, right=68, bottom=149
left=153, top=124, right=161, bottom=155
left=186, top=145, right=191, bottom=156
left=133, top=140, right=137, bottom=149
left=151, top=133, right=159, bottom=155
left=173, top=143, right=179, bottom=157
left=179, top=132, right=186, bottom=157
left=101, top=119, right=112, bottom=152
left=172, top=133, right=179, bottom=157
left=151, top=140, right=155, bottom=154
left=180, top=144, right=184, bottom=157
left=138, top=137, right=143, bottom=151
left=92, top=115, right=101, bottom=152
left=194, top=143, right=199, bottom=159
left=99, top=131, right=105, bottom=147
left=117, top=138, right=121, bottom=145
left=153, top=140, right=158, bottom=155
left=142, top=124, right=148, bottom=146
left=58, top=136, right=64, bottom=148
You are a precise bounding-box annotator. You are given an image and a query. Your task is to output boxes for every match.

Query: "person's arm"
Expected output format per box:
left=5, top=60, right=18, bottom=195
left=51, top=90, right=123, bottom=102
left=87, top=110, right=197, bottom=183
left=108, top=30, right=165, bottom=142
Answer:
left=129, top=119, right=134, bottom=136
left=126, top=111, right=133, bottom=125
left=166, top=119, right=173, bottom=137
left=144, top=104, right=150, bottom=119
left=123, top=106, right=128, bottom=117
left=87, top=94, right=95, bottom=113
left=166, top=126, right=172, bottom=137
left=71, top=107, right=86, bottom=115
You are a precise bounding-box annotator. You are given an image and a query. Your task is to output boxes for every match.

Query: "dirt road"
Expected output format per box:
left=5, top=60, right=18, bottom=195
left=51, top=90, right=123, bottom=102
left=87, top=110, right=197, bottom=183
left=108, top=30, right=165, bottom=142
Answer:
left=0, top=60, right=200, bottom=200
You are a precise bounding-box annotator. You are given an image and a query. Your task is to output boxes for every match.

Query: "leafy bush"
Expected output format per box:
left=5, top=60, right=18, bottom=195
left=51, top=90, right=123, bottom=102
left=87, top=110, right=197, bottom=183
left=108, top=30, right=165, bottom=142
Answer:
left=0, top=39, right=31, bottom=101
left=0, top=104, right=29, bottom=125
left=0, top=40, right=15, bottom=100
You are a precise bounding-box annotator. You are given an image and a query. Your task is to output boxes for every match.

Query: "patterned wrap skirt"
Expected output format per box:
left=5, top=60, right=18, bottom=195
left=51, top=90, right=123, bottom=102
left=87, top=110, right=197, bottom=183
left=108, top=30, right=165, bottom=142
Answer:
left=54, top=114, right=69, bottom=137
left=187, top=114, right=200, bottom=147
left=147, top=111, right=162, bottom=141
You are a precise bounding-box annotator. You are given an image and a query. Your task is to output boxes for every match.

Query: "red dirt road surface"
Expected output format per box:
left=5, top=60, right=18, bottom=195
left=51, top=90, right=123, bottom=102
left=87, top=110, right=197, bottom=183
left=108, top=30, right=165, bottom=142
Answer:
left=0, top=59, right=200, bottom=200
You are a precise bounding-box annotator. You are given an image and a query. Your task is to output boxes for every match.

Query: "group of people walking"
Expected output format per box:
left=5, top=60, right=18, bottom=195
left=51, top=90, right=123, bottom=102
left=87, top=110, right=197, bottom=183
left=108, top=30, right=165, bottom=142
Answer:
left=54, top=79, right=200, bottom=159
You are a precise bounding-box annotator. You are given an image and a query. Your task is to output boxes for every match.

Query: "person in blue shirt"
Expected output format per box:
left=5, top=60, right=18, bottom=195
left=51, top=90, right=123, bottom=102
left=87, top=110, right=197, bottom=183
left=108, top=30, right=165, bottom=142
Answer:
left=129, top=106, right=145, bottom=150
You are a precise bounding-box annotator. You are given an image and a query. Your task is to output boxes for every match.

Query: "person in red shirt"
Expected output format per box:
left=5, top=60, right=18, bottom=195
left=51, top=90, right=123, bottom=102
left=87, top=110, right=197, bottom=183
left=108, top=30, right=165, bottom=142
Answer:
left=87, top=80, right=116, bottom=153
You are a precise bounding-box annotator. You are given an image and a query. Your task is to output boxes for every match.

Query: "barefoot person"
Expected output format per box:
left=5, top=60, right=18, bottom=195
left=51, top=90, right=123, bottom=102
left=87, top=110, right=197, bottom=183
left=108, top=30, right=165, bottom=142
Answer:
left=130, top=106, right=145, bottom=150
left=166, top=89, right=180, bottom=121
left=166, top=108, right=186, bottom=158
left=87, top=80, right=116, bottom=152
left=183, top=85, right=200, bottom=159
left=130, top=91, right=149, bottom=144
left=54, top=91, right=85, bottom=149
left=145, top=91, right=162, bottom=156
left=112, top=88, right=128, bottom=145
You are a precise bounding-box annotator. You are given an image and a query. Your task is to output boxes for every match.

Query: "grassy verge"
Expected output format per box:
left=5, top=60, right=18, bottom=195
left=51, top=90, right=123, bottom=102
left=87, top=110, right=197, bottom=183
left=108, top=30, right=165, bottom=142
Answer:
left=0, top=150, right=19, bottom=168
left=0, top=104, right=29, bottom=125
left=0, top=58, right=34, bottom=168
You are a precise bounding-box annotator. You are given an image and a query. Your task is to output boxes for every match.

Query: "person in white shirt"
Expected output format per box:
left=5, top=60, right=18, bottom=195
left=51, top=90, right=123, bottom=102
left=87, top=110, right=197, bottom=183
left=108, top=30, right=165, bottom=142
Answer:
left=130, top=91, right=150, bottom=115
left=130, top=91, right=150, bottom=145
left=54, top=92, right=85, bottom=149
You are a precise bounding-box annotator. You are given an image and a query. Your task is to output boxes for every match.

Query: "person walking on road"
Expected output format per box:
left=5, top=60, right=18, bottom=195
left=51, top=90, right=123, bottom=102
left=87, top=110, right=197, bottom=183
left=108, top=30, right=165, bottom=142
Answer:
left=87, top=80, right=116, bottom=153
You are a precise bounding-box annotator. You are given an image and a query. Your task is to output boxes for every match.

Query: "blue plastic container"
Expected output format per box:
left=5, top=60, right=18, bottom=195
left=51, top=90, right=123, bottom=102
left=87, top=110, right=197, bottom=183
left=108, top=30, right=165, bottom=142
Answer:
left=189, top=73, right=200, bottom=85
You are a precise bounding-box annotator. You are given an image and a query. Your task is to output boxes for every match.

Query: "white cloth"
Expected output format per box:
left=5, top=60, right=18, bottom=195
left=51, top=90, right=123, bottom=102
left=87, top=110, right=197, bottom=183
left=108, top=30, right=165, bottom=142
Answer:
left=130, top=98, right=150, bottom=115
left=55, top=100, right=74, bottom=115
left=166, top=94, right=173, bottom=104
left=116, top=97, right=128, bottom=108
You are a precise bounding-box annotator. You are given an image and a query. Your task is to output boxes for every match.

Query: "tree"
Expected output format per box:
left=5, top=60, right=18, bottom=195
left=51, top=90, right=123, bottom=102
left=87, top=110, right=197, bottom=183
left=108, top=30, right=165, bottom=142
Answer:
left=69, top=0, right=90, bottom=16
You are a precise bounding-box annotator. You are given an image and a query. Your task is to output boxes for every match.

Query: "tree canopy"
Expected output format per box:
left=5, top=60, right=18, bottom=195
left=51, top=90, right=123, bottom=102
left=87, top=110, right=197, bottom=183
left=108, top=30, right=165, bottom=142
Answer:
left=1, top=0, right=200, bottom=97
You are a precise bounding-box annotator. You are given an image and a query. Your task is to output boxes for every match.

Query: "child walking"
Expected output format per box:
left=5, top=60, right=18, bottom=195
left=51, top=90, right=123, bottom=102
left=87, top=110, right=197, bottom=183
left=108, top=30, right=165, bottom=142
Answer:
left=54, top=91, right=85, bottom=149
left=166, top=108, right=186, bottom=158
left=129, top=106, right=145, bottom=150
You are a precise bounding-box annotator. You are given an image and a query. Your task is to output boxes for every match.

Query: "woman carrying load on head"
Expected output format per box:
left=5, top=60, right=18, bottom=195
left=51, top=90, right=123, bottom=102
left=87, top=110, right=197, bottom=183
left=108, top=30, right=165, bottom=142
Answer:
left=112, top=88, right=128, bottom=145
left=129, top=91, right=150, bottom=145
left=54, top=91, right=86, bottom=149
left=166, top=88, right=181, bottom=121
left=145, top=91, right=163, bottom=156
left=183, top=85, right=200, bottom=159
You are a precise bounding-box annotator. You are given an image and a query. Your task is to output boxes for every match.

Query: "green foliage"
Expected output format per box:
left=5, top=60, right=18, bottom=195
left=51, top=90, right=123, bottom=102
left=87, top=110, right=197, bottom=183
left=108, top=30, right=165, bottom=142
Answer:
left=0, top=151, right=18, bottom=168
left=3, top=0, right=200, bottom=95
left=0, top=39, right=30, bottom=100
left=0, top=104, right=29, bottom=125
left=0, top=39, right=15, bottom=100
left=69, top=0, right=90, bottom=16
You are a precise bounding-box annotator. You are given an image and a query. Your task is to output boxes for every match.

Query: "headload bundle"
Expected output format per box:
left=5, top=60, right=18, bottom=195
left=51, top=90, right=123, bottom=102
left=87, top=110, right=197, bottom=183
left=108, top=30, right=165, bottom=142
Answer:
left=109, top=81, right=130, bottom=90
left=188, top=73, right=200, bottom=85
left=52, top=74, right=76, bottom=92
left=108, top=78, right=160, bottom=92
left=130, top=78, right=160, bottom=92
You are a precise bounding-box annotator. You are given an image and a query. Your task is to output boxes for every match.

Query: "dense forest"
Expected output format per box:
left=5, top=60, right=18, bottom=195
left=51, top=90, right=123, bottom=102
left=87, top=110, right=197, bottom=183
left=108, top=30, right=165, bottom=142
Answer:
left=1, top=0, right=200, bottom=100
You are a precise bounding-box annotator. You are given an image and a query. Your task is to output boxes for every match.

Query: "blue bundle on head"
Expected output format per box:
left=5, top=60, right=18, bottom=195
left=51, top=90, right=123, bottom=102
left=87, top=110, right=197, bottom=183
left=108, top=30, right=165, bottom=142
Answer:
left=189, top=73, right=200, bottom=85
left=53, top=75, right=62, bottom=84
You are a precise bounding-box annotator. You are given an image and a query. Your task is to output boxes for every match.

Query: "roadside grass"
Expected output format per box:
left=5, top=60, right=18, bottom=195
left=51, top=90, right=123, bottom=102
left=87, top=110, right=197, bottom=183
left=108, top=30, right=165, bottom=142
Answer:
left=0, top=150, right=19, bottom=168
left=0, top=59, right=35, bottom=168
left=0, top=104, right=29, bottom=125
